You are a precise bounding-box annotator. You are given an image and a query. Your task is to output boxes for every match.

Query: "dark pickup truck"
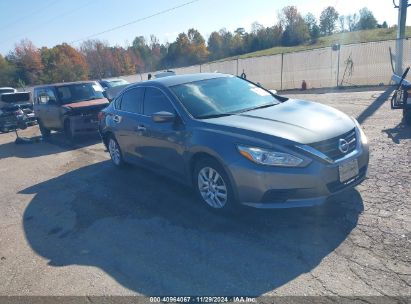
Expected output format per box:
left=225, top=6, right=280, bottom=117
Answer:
left=33, top=81, right=109, bottom=139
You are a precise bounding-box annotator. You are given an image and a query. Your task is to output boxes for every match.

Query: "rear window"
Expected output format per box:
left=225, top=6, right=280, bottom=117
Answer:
left=0, top=89, right=15, bottom=94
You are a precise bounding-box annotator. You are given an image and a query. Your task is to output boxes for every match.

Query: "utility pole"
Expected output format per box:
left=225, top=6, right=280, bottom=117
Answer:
left=394, top=0, right=410, bottom=75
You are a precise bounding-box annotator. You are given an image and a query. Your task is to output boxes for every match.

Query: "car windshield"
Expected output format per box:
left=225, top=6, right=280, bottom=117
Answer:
left=107, top=79, right=129, bottom=87
left=171, top=76, right=279, bottom=119
left=56, top=83, right=105, bottom=104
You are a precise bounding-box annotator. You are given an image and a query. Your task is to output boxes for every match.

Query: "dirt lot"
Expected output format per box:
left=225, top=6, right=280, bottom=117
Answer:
left=0, top=88, right=409, bottom=297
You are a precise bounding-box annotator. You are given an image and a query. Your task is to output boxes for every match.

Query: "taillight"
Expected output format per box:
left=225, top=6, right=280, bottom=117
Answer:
left=98, top=111, right=105, bottom=121
left=14, top=109, right=24, bottom=116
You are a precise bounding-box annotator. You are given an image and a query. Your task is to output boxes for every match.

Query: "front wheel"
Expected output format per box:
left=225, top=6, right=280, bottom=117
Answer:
left=38, top=119, right=51, bottom=137
left=108, top=136, right=125, bottom=167
left=194, top=158, right=236, bottom=212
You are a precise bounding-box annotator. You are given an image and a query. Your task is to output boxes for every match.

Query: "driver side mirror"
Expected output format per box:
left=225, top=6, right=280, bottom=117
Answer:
left=151, top=111, right=176, bottom=123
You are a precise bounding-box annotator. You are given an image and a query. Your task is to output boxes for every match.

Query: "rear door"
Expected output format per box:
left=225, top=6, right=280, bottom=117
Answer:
left=113, top=87, right=145, bottom=159
left=137, top=87, right=186, bottom=177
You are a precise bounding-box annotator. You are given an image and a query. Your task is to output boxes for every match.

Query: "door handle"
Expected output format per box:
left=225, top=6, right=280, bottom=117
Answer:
left=136, top=125, right=146, bottom=132
left=113, top=115, right=121, bottom=123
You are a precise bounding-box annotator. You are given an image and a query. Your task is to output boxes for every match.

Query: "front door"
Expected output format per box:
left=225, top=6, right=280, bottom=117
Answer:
left=137, top=87, right=186, bottom=178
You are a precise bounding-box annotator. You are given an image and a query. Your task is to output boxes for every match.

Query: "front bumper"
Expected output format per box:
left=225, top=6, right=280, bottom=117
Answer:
left=228, top=143, right=369, bottom=209
left=67, top=114, right=99, bottom=134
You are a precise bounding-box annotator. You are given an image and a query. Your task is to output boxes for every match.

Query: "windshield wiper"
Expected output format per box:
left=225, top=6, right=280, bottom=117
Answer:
left=196, top=113, right=233, bottom=119
left=236, top=103, right=277, bottom=113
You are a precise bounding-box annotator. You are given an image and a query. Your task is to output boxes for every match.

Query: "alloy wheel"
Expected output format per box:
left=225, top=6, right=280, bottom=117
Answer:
left=108, top=138, right=121, bottom=166
left=197, top=166, right=228, bottom=208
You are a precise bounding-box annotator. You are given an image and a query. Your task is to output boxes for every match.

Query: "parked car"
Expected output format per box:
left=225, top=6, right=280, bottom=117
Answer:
left=33, top=81, right=109, bottom=139
left=154, top=70, right=176, bottom=79
left=98, top=73, right=369, bottom=211
left=0, top=90, right=36, bottom=133
left=0, top=87, right=17, bottom=95
left=99, top=79, right=130, bottom=102
left=99, top=78, right=129, bottom=90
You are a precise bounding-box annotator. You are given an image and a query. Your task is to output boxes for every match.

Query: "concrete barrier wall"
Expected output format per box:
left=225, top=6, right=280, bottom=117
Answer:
left=116, top=38, right=410, bottom=90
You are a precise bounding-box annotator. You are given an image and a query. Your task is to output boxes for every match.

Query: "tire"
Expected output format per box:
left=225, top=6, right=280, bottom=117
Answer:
left=193, top=157, right=236, bottom=212
left=64, top=120, right=74, bottom=141
left=38, top=119, right=51, bottom=138
left=107, top=135, right=125, bottom=167
left=404, top=109, right=411, bottom=126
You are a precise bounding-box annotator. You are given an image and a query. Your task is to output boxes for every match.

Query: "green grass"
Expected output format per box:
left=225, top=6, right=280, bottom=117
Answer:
left=224, top=27, right=411, bottom=60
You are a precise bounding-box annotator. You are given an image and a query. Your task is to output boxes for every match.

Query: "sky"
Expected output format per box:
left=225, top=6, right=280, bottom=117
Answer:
left=0, top=0, right=409, bottom=55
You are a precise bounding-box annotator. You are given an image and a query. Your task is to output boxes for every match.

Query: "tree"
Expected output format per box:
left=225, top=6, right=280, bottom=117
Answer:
left=378, top=21, right=388, bottom=28
left=7, top=39, right=43, bottom=85
left=234, top=27, right=246, bottom=37
left=131, top=36, right=151, bottom=71
left=346, top=14, right=359, bottom=31
left=357, top=7, right=377, bottom=30
left=207, top=31, right=224, bottom=60
left=304, top=13, right=320, bottom=42
left=338, top=15, right=346, bottom=32
left=187, top=28, right=209, bottom=63
left=0, top=55, right=17, bottom=86
left=319, top=6, right=339, bottom=35
left=80, top=40, right=115, bottom=78
left=279, top=6, right=310, bottom=46
left=41, top=43, right=88, bottom=83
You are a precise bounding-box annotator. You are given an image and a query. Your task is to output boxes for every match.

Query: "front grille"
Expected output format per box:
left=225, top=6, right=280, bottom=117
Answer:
left=309, top=128, right=357, bottom=161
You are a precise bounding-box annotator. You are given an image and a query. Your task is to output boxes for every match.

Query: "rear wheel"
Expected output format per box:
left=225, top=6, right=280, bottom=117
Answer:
left=108, top=135, right=125, bottom=167
left=404, top=109, right=411, bottom=126
left=194, top=158, right=236, bottom=212
left=38, top=119, right=50, bottom=137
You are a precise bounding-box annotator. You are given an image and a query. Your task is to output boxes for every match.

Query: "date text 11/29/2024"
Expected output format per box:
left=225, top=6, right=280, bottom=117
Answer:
left=150, top=296, right=257, bottom=303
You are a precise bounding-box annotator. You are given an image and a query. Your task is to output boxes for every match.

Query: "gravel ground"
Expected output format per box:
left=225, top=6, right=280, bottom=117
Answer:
left=0, top=87, right=409, bottom=298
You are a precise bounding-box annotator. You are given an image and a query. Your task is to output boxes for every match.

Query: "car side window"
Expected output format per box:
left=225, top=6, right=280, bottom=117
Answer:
left=34, top=89, right=44, bottom=103
left=45, top=88, right=57, bottom=102
left=143, top=87, right=174, bottom=115
left=37, top=88, right=57, bottom=104
left=119, top=87, right=144, bottom=114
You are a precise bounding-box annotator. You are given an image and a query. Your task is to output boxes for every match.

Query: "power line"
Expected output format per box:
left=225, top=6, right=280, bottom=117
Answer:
left=0, top=0, right=59, bottom=32
left=0, top=1, right=95, bottom=47
left=70, top=0, right=201, bottom=45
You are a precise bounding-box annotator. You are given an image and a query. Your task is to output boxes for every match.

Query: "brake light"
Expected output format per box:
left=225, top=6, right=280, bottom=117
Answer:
left=14, top=109, right=24, bottom=116
left=98, top=111, right=105, bottom=121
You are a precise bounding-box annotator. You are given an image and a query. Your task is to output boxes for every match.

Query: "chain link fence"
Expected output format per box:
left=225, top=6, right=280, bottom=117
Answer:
left=121, top=38, right=411, bottom=90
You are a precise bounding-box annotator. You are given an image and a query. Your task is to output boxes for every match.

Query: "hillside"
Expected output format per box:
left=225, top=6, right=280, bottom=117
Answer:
left=226, top=26, right=411, bottom=60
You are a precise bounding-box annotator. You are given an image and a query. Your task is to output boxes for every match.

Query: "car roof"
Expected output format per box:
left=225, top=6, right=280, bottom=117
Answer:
left=33, top=81, right=97, bottom=89
left=140, top=73, right=231, bottom=87
left=100, top=78, right=127, bottom=82
left=0, top=87, right=15, bottom=90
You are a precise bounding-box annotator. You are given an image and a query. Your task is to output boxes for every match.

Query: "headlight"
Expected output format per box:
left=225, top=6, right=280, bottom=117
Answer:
left=352, top=118, right=368, bottom=145
left=237, top=145, right=304, bottom=167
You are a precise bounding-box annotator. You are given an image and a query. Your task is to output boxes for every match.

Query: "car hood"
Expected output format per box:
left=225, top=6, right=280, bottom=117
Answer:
left=204, top=99, right=355, bottom=144
left=63, top=98, right=109, bottom=109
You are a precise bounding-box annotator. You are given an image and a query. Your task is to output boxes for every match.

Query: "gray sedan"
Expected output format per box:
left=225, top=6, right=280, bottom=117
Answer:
left=98, top=73, right=369, bottom=211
